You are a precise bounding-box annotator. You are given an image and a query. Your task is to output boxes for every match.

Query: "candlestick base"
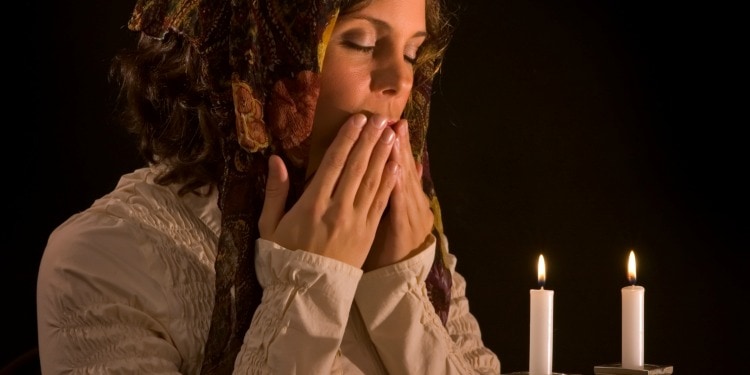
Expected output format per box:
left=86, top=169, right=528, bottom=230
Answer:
left=593, top=364, right=673, bottom=375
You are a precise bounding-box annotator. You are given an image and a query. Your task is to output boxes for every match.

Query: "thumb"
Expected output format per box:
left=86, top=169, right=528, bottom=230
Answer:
left=259, top=154, right=289, bottom=238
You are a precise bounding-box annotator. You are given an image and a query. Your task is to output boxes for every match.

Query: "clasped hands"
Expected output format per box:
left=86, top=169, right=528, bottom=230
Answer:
left=259, top=113, right=434, bottom=271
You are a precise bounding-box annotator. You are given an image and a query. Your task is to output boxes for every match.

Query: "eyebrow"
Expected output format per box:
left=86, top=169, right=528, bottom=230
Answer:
left=347, top=15, right=428, bottom=39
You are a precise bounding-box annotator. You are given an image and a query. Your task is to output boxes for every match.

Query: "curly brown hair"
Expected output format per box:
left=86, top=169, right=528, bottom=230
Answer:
left=110, top=0, right=454, bottom=196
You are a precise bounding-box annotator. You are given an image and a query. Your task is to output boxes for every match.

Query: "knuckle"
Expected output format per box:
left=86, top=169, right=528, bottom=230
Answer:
left=370, top=197, right=388, bottom=214
left=360, top=176, right=378, bottom=194
left=326, top=151, right=348, bottom=170
left=264, top=184, right=283, bottom=198
left=342, top=128, right=360, bottom=143
left=322, top=203, right=348, bottom=226
left=305, top=199, right=327, bottom=218
left=349, top=160, right=367, bottom=177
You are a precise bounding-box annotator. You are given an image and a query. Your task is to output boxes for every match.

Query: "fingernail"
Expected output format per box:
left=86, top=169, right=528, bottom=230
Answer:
left=381, top=128, right=395, bottom=144
left=372, top=115, right=388, bottom=129
left=352, top=113, right=367, bottom=127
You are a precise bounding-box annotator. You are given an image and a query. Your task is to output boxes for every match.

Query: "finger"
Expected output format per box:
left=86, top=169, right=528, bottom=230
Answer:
left=368, top=159, right=400, bottom=224
left=354, top=126, right=396, bottom=209
left=332, top=114, right=390, bottom=203
left=394, top=120, right=416, bottom=178
left=393, top=122, right=430, bottom=230
left=258, top=155, right=289, bottom=238
left=307, top=113, right=368, bottom=198
left=392, top=120, right=418, bottom=197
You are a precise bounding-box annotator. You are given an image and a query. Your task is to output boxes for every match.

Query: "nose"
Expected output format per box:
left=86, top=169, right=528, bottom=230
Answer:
left=370, top=48, right=414, bottom=97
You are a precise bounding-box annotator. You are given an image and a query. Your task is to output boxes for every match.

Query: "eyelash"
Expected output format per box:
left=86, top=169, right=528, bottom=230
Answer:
left=341, top=41, right=418, bottom=65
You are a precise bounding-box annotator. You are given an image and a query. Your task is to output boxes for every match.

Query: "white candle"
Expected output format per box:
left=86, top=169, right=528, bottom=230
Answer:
left=530, top=254, right=553, bottom=375
left=621, top=250, right=645, bottom=369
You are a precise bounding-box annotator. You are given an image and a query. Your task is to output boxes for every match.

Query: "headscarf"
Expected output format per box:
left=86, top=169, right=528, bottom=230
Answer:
left=128, top=0, right=452, bottom=372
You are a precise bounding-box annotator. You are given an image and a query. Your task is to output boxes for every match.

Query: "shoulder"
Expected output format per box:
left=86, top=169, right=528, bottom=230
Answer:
left=54, top=165, right=219, bottom=244
left=40, top=166, right=220, bottom=288
left=40, top=167, right=167, bottom=292
left=44, top=167, right=176, bottom=257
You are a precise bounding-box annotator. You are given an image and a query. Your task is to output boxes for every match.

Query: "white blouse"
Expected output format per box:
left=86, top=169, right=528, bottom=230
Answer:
left=37, top=166, right=500, bottom=374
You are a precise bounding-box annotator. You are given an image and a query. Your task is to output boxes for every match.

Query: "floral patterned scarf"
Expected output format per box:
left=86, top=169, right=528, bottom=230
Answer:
left=128, top=0, right=452, bottom=372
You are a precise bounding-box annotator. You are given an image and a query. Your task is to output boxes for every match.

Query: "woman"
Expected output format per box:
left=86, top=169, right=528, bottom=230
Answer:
left=37, top=0, right=501, bottom=373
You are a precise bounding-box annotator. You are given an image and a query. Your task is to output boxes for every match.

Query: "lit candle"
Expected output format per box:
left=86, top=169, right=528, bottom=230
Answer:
left=621, top=250, right=645, bottom=369
left=530, top=254, right=553, bottom=375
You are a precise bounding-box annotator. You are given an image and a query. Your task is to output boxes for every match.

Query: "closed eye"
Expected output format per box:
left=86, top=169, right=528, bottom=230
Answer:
left=404, top=54, right=418, bottom=65
left=342, top=40, right=419, bottom=65
left=341, top=40, right=374, bottom=54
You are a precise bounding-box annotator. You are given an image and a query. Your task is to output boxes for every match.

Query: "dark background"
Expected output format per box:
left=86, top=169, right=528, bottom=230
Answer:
left=6, top=1, right=742, bottom=374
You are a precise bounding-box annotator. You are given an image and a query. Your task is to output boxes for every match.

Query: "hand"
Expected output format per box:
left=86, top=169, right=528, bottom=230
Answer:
left=259, top=114, right=400, bottom=268
left=363, top=120, right=434, bottom=271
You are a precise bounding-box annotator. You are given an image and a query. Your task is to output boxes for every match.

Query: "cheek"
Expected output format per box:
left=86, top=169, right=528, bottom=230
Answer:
left=318, top=66, right=369, bottom=114
left=314, top=63, right=370, bottom=132
left=314, top=81, right=347, bottom=140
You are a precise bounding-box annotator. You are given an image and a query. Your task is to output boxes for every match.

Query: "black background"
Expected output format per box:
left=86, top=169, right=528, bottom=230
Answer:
left=6, top=1, right=742, bottom=374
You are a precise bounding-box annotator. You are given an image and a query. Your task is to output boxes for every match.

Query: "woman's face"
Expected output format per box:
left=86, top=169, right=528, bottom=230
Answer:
left=307, top=0, right=427, bottom=175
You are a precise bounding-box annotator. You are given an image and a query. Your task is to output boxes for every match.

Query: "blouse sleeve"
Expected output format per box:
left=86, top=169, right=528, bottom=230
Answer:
left=233, top=238, right=363, bottom=373
left=353, top=234, right=501, bottom=374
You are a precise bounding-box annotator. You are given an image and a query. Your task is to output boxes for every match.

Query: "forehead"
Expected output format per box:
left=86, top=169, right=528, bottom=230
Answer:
left=337, top=0, right=426, bottom=29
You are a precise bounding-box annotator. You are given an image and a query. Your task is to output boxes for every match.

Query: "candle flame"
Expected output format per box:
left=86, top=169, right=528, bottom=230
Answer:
left=537, top=254, right=546, bottom=288
left=627, top=250, right=637, bottom=285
